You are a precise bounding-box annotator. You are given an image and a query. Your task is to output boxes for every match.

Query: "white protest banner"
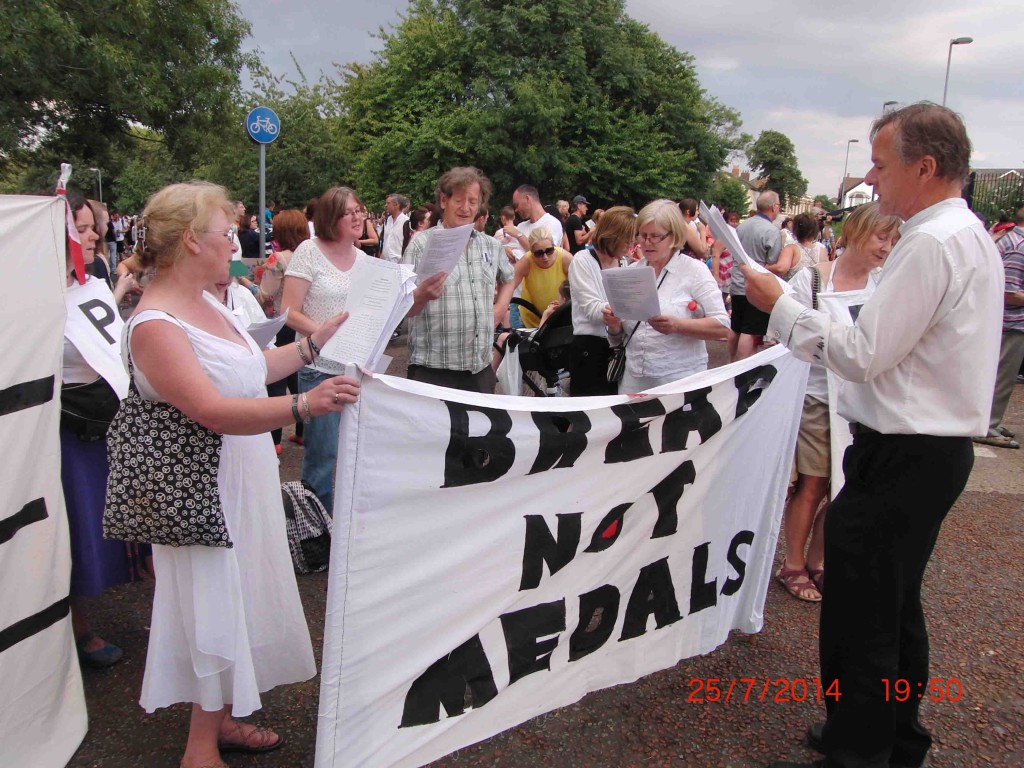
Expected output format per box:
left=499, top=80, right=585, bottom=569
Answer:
left=317, top=346, right=807, bottom=768
left=0, top=195, right=88, bottom=767
left=819, top=288, right=875, bottom=499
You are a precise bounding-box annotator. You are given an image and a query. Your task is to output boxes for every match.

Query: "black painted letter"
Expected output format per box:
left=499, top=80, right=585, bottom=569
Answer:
left=619, top=558, right=682, bottom=641
left=442, top=402, right=515, bottom=487
left=400, top=634, right=498, bottom=727
left=529, top=411, right=591, bottom=475
left=605, top=400, right=666, bottom=464
left=520, top=513, right=582, bottom=590
left=500, top=600, right=566, bottom=685
left=721, top=530, right=754, bottom=596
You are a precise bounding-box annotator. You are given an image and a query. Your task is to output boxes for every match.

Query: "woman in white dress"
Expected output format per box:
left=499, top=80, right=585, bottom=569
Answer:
left=123, top=182, right=359, bottom=768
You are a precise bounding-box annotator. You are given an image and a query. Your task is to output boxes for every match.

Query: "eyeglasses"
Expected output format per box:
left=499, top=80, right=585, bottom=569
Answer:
left=638, top=232, right=671, bottom=244
left=532, top=247, right=556, bottom=258
left=342, top=207, right=365, bottom=218
left=202, top=227, right=237, bottom=241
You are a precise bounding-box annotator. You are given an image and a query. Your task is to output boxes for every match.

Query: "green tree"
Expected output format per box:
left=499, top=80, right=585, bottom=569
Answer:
left=746, top=130, right=807, bottom=205
left=0, top=0, right=254, bottom=184
left=707, top=174, right=750, bottom=215
left=813, top=194, right=833, bottom=208
left=336, top=0, right=747, bottom=208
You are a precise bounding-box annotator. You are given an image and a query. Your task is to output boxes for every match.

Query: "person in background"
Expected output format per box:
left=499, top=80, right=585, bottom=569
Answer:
left=729, top=190, right=782, bottom=361
left=402, top=206, right=431, bottom=256
left=769, top=213, right=826, bottom=281
left=305, top=197, right=318, bottom=238
left=61, top=193, right=138, bottom=669
left=776, top=203, right=900, bottom=603
left=710, top=209, right=740, bottom=305
left=603, top=200, right=729, bottom=393
left=474, top=205, right=489, bottom=232
left=513, top=226, right=573, bottom=329
left=259, top=209, right=311, bottom=453
left=380, top=193, right=410, bottom=263
left=567, top=205, right=637, bottom=396
left=496, top=206, right=525, bottom=264
left=565, top=195, right=592, bottom=253
left=357, top=204, right=379, bottom=255
left=678, top=198, right=709, bottom=261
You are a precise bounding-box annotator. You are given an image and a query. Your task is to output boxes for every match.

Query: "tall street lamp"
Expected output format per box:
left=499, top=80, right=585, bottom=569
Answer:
left=88, top=167, right=103, bottom=203
left=942, top=37, right=973, bottom=107
left=838, top=139, right=859, bottom=210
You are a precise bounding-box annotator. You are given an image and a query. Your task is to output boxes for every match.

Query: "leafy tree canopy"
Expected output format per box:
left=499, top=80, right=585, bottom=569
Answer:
left=337, top=0, right=748, bottom=209
left=0, top=0, right=254, bottom=181
left=746, top=129, right=808, bottom=204
left=707, top=173, right=751, bottom=216
left=813, top=194, right=833, bottom=207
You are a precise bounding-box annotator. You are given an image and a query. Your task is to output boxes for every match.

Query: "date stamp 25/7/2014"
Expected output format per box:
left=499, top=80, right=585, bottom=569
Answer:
left=686, top=678, right=964, bottom=704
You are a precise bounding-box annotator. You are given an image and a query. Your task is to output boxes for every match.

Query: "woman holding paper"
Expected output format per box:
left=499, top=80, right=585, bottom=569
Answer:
left=774, top=202, right=899, bottom=601
left=281, top=186, right=375, bottom=511
left=603, top=200, right=729, bottom=394
left=567, top=206, right=637, bottom=396
left=117, top=182, right=357, bottom=768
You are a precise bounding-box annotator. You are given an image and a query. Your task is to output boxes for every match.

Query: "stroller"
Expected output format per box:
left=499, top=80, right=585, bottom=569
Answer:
left=496, top=297, right=578, bottom=396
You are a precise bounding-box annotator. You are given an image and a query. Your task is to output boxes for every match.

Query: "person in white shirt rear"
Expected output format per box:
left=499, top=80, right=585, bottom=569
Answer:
left=747, top=103, right=1003, bottom=768
left=380, top=193, right=409, bottom=262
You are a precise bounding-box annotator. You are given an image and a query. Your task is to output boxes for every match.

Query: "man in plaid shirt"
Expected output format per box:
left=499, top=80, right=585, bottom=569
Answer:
left=404, top=167, right=515, bottom=393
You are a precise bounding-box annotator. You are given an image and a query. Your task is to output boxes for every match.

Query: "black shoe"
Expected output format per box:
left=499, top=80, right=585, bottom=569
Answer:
left=807, top=721, right=826, bottom=753
left=767, top=761, right=826, bottom=768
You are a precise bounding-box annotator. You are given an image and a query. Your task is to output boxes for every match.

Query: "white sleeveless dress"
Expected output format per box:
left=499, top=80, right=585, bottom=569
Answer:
left=127, top=298, right=315, bottom=717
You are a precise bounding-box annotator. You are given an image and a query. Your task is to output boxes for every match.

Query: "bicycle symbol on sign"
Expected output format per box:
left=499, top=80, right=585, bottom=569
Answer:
left=249, top=116, right=278, bottom=135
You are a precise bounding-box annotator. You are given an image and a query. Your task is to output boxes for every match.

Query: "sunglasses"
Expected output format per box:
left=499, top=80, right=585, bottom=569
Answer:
left=532, top=247, right=556, bottom=258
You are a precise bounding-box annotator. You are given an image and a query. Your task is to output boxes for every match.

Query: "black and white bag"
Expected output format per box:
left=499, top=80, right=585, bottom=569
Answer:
left=281, top=481, right=333, bottom=573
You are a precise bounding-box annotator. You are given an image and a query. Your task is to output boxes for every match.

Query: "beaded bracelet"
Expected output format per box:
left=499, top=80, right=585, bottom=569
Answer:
left=290, top=394, right=301, bottom=422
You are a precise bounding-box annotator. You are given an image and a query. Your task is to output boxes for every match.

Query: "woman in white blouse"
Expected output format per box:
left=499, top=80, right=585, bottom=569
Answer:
left=281, top=187, right=372, bottom=512
left=567, top=206, right=637, bottom=395
left=603, top=200, right=729, bottom=393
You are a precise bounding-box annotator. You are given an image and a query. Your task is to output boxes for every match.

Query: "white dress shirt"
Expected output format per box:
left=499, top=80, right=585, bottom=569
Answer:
left=767, top=198, right=1004, bottom=436
left=624, top=252, right=730, bottom=380
left=381, top=212, right=409, bottom=263
left=568, top=249, right=610, bottom=336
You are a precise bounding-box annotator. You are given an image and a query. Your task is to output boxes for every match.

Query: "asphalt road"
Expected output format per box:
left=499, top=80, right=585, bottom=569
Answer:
left=68, top=337, right=1024, bottom=768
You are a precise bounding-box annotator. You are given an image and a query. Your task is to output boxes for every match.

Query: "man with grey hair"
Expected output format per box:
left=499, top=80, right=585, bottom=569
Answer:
left=381, top=193, right=410, bottom=262
left=745, top=103, right=1003, bottom=768
left=404, top=167, right=514, bottom=392
left=729, top=189, right=781, bottom=360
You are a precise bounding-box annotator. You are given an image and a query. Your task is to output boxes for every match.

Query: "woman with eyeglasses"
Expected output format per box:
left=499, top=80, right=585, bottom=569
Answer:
left=118, top=182, right=357, bottom=767
left=281, top=186, right=373, bottom=513
left=511, top=226, right=573, bottom=328
left=603, top=199, right=730, bottom=394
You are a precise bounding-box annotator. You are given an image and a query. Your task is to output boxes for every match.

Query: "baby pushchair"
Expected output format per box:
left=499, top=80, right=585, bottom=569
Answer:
left=496, top=298, right=578, bottom=396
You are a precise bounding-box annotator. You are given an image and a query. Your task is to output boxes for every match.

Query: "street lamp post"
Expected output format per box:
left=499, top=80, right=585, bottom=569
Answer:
left=88, top=167, right=103, bottom=203
left=838, top=139, right=859, bottom=211
left=882, top=100, right=898, bottom=115
left=942, top=37, right=973, bottom=107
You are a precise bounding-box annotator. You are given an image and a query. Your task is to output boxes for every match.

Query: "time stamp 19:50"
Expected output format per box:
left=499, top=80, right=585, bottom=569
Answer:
left=686, top=678, right=963, bottom=704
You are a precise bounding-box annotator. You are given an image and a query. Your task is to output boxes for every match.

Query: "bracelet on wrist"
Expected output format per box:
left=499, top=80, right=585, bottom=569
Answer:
left=301, top=392, right=313, bottom=423
left=307, top=335, right=320, bottom=359
left=290, top=394, right=301, bottom=422
left=296, top=338, right=312, bottom=366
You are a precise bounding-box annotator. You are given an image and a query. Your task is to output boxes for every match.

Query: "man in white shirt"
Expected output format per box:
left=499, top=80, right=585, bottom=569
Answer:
left=507, top=185, right=566, bottom=252
left=745, top=103, right=1003, bottom=768
left=380, top=193, right=409, bottom=262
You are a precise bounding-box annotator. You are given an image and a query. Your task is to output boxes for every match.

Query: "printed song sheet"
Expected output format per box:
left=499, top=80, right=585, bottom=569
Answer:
left=245, top=308, right=289, bottom=349
left=414, top=223, right=474, bottom=281
left=601, top=266, right=662, bottom=322
left=318, top=259, right=415, bottom=373
left=699, top=201, right=792, bottom=293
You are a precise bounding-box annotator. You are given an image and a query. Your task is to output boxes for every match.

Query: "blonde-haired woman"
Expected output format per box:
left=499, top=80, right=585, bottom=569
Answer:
left=120, top=181, right=358, bottom=768
left=567, top=206, right=637, bottom=395
left=603, top=200, right=729, bottom=393
left=777, top=202, right=900, bottom=601
left=512, top=226, right=573, bottom=328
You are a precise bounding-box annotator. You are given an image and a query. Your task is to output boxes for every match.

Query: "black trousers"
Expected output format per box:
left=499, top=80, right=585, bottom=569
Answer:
left=407, top=364, right=496, bottom=394
left=820, top=433, right=973, bottom=768
left=568, top=334, right=617, bottom=397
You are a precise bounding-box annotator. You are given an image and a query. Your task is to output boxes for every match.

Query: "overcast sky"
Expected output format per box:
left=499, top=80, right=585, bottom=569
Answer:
left=240, top=0, right=1021, bottom=199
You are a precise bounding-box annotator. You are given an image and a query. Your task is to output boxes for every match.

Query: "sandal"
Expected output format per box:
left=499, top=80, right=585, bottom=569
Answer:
left=807, top=567, right=824, bottom=595
left=972, top=433, right=1020, bottom=449
left=217, top=721, right=283, bottom=754
left=996, top=425, right=1016, bottom=439
left=76, top=631, right=124, bottom=668
left=776, top=566, right=822, bottom=602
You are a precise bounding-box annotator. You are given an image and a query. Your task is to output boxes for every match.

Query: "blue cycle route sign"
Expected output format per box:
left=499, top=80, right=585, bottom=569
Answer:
left=245, top=106, right=281, bottom=144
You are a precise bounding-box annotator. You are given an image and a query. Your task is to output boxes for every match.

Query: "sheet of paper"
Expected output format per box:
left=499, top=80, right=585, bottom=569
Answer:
left=246, top=308, right=289, bottom=348
left=601, top=266, right=662, bottom=322
left=414, top=224, right=474, bottom=281
left=700, top=201, right=792, bottom=293
left=318, top=259, right=410, bottom=373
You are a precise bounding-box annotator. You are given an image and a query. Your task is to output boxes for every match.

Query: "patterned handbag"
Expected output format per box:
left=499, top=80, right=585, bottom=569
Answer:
left=102, top=326, right=231, bottom=548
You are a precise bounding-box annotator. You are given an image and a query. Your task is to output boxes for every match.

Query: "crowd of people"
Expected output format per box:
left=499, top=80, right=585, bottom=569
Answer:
left=55, top=101, right=1021, bottom=768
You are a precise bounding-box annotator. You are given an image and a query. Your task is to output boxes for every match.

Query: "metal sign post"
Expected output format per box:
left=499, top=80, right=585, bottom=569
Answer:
left=245, top=106, right=281, bottom=259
